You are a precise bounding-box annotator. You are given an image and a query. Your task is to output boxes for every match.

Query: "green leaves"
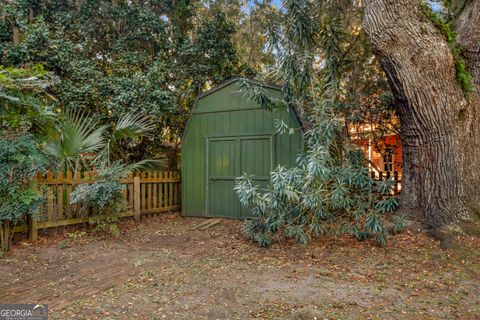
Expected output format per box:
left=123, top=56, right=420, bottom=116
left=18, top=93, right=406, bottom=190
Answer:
left=234, top=174, right=259, bottom=207
left=239, top=80, right=282, bottom=110
left=235, top=114, right=399, bottom=247
left=284, top=0, right=318, bottom=49
left=2, top=1, right=251, bottom=166
left=45, top=110, right=108, bottom=171
left=319, top=16, right=345, bottom=96
left=0, top=132, right=45, bottom=251
left=234, top=0, right=401, bottom=246
left=112, top=112, right=155, bottom=142
left=375, top=196, right=399, bottom=214
left=286, top=225, right=309, bottom=245
left=365, top=212, right=383, bottom=234
left=392, top=214, right=407, bottom=234
left=375, top=179, right=399, bottom=213
left=44, top=109, right=164, bottom=171
left=70, top=163, right=127, bottom=236
left=0, top=65, right=55, bottom=134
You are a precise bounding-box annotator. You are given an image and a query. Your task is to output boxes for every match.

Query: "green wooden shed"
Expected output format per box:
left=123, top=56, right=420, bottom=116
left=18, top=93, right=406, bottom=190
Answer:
left=181, top=78, right=303, bottom=218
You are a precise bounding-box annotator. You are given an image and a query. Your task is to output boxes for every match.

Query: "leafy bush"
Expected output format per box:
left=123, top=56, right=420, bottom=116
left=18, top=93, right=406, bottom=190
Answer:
left=235, top=113, right=399, bottom=247
left=392, top=215, right=407, bottom=234
left=235, top=1, right=401, bottom=247
left=0, top=64, right=55, bottom=135
left=0, top=131, right=45, bottom=252
left=71, top=164, right=128, bottom=236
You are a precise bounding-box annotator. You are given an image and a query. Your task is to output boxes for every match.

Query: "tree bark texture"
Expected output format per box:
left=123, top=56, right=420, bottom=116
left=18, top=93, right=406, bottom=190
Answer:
left=363, top=0, right=480, bottom=230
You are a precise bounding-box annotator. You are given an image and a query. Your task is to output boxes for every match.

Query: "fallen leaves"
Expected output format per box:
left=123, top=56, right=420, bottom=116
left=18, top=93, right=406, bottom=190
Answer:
left=0, top=213, right=479, bottom=319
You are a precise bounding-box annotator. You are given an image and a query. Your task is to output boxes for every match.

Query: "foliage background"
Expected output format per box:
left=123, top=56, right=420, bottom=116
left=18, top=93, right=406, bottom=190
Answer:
left=0, top=0, right=276, bottom=167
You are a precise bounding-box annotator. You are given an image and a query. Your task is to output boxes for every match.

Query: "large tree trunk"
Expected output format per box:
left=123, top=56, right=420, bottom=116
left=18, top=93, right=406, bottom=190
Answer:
left=454, top=0, right=480, bottom=219
left=363, top=0, right=480, bottom=231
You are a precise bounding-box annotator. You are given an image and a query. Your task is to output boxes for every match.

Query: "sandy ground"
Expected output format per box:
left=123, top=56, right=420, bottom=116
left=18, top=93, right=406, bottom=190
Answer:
left=0, top=213, right=479, bottom=319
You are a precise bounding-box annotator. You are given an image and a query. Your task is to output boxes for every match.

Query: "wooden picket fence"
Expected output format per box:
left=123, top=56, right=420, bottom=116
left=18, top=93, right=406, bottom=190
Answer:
left=15, top=171, right=181, bottom=241
left=371, top=170, right=402, bottom=194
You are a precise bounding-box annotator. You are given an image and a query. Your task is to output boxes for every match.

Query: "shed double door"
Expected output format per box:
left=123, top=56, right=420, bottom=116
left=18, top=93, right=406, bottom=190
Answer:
left=207, top=135, right=272, bottom=218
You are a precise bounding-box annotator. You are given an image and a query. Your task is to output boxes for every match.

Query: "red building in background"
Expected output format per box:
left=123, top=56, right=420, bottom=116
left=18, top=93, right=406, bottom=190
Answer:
left=350, top=124, right=402, bottom=184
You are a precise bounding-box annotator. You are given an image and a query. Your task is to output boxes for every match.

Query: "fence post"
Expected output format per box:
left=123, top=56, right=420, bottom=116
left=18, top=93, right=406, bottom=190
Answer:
left=134, top=174, right=141, bottom=221
left=28, top=215, right=38, bottom=242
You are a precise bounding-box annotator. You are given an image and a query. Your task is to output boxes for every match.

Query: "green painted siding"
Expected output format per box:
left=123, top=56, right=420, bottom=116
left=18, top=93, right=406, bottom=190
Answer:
left=182, top=80, right=303, bottom=218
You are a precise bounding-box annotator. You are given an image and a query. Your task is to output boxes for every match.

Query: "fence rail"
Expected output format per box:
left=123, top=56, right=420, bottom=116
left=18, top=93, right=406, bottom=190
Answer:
left=14, top=171, right=181, bottom=241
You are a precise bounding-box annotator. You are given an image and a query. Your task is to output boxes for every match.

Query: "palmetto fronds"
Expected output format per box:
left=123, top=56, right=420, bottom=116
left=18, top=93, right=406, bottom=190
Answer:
left=112, top=112, right=155, bottom=143
left=46, top=110, right=164, bottom=172
left=45, top=109, right=108, bottom=171
left=96, top=112, right=158, bottom=167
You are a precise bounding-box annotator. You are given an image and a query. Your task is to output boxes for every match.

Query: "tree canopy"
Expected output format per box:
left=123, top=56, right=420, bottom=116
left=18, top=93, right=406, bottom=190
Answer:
left=1, top=0, right=263, bottom=166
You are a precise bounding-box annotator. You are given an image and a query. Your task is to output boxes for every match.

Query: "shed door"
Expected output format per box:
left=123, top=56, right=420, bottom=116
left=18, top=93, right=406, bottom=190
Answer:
left=239, top=137, right=272, bottom=218
left=207, top=138, right=238, bottom=218
left=207, top=136, right=272, bottom=218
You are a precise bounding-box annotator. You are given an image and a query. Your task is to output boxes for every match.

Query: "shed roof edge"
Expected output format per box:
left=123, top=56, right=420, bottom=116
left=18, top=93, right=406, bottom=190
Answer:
left=181, top=78, right=304, bottom=141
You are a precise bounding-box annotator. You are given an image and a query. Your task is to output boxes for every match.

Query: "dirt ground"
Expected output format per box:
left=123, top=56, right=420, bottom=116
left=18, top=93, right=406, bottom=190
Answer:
left=0, top=213, right=479, bottom=320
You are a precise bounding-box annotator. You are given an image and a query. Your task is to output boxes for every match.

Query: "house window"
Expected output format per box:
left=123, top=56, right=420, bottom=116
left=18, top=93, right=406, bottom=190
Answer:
left=382, top=153, right=394, bottom=172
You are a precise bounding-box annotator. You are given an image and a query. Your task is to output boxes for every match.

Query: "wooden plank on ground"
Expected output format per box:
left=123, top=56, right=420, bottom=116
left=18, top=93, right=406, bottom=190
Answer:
left=199, top=219, right=221, bottom=230
left=191, top=219, right=221, bottom=231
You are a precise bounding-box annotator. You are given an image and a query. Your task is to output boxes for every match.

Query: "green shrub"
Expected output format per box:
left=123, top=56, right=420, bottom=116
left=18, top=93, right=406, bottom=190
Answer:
left=0, top=64, right=55, bottom=135
left=235, top=113, right=398, bottom=247
left=392, top=214, right=407, bottom=234
left=0, top=131, right=45, bottom=252
left=70, top=164, right=127, bottom=236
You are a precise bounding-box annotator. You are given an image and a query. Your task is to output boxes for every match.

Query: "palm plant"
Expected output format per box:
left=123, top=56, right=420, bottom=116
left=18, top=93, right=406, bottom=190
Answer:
left=45, top=109, right=163, bottom=172
left=45, top=110, right=163, bottom=234
left=95, top=112, right=157, bottom=168
left=45, top=109, right=107, bottom=172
